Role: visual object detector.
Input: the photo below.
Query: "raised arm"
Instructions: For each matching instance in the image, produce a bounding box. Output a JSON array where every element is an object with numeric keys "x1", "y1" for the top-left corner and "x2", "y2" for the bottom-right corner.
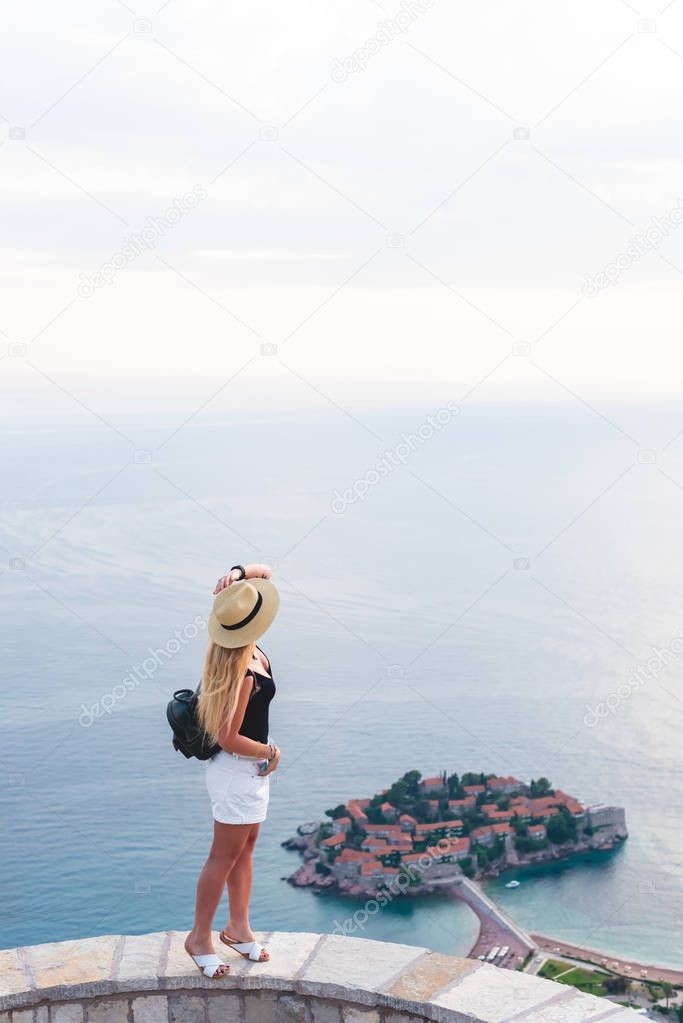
[{"x1": 214, "y1": 564, "x2": 272, "y2": 594}]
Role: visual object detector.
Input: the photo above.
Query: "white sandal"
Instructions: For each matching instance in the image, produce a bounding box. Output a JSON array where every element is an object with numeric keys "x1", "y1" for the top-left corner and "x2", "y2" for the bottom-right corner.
[
  {"x1": 188, "y1": 952, "x2": 230, "y2": 978},
  {"x1": 220, "y1": 931, "x2": 268, "y2": 962}
]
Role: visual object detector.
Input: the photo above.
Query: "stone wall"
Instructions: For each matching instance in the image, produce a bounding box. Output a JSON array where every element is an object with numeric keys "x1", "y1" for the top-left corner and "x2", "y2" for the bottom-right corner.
[{"x1": 0, "y1": 931, "x2": 643, "y2": 1023}]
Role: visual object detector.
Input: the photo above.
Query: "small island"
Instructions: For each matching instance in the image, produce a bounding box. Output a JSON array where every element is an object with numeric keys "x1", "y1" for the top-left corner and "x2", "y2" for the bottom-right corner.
[
  {"x1": 284, "y1": 770, "x2": 628, "y2": 897},
  {"x1": 281, "y1": 771, "x2": 683, "y2": 1003}
]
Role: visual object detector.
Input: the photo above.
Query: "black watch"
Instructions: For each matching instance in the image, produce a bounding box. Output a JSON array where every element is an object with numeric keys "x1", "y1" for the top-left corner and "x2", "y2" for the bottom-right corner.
[{"x1": 230, "y1": 564, "x2": 246, "y2": 581}]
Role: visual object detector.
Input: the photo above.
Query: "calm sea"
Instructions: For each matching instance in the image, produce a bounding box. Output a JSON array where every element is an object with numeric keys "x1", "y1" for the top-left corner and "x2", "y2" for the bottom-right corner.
[{"x1": 1, "y1": 401, "x2": 682, "y2": 967}]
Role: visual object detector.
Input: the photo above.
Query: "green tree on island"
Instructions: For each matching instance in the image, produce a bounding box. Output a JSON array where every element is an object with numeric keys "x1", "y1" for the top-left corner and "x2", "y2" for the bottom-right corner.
[
  {"x1": 387, "y1": 778, "x2": 410, "y2": 808},
  {"x1": 461, "y1": 772, "x2": 487, "y2": 787},
  {"x1": 414, "y1": 798, "x2": 431, "y2": 820},
  {"x1": 546, "y1": 808, "x2": 576, "y2": 844},
  {"x1": 344, "y1": 821, "x2": 364, "y2": 850},
  {"x1": 515, "y1": 834, "x2": 549, "y2": 853},
  {"x1": 529, "y1": 777, "x2": 552, "y2": 797},
  {"x1": 475, "y1": 845, "x2": 490, "y2": 868},
  {"x1": 401, "y1": 770, "x2": 421, "y2": 796},
  {"x1": 447, "y1": 772, "x2": 462, "y2": 798},
  {"x1": 325, "y1": 804, "x2": 348, "y2": 820},
  {"x1": 459, "y1": 856, "x2": 474, "y2": 878}
]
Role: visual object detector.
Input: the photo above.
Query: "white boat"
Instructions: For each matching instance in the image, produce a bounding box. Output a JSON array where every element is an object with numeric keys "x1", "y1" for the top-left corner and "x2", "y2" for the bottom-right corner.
[{"x1": 505, "y1": 880, "x2": 520, "y2": 888}]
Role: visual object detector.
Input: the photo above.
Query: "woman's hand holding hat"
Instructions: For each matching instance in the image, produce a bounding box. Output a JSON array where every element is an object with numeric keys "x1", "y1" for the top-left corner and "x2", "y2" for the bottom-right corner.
[{"x1": 214, "y1": 564, "x2": 273, "y2": 594}]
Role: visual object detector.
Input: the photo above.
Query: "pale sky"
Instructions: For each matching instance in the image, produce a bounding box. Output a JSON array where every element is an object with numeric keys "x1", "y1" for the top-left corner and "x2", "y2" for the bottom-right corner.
[{"x1": 2, "y1": 0, "x2": 683, "y2": 413}]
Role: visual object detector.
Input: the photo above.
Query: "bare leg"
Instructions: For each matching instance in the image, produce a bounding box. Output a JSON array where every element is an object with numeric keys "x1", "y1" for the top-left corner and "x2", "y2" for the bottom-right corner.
[
  {"x1": 224, "y1": 823, "x2": 269, "y2": 961},
  {"x1": 185, "y1": 821, "x2": 252, "y2": 974}
]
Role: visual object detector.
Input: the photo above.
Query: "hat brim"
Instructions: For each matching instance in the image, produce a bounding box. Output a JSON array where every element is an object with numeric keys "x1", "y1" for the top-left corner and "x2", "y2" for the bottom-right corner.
[{"x1": 208, "y1": 577, "x2": 280, "y2": 649}]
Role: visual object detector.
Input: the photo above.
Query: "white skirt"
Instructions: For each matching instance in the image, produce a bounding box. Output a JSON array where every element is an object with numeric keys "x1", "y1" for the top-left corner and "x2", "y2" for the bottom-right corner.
[{"x1": 205, "y1": 750, "x2": 270, "y2": 825}]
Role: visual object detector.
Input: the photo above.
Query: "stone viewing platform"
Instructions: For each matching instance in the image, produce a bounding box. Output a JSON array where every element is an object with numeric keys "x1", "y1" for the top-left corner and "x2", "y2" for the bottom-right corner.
[{"x1": 0, "y1": 930, "x2": 644, "y2": 1022}]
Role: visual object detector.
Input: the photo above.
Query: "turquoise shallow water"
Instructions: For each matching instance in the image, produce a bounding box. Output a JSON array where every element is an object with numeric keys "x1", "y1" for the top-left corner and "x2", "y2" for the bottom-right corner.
[{"x1": 1, "y1": 403, "x2": 682, "y2": 966}]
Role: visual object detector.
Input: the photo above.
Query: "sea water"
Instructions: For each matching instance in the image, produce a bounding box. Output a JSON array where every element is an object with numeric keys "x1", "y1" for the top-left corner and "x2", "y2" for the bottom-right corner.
[{"x1": 1, "y1": 402, "x2": 681, "y2": 967}]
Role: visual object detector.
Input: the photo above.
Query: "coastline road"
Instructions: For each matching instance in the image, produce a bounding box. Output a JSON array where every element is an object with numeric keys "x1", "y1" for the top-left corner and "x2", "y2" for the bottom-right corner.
[{"x1": 531, "y1": 934, "x2": 683, "y2": 986}]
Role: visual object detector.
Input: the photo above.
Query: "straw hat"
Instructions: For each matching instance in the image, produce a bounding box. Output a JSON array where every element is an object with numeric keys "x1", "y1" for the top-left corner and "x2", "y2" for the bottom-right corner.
[{"x1": 208, "y1": 578, "x2": 280, "y2": 649}]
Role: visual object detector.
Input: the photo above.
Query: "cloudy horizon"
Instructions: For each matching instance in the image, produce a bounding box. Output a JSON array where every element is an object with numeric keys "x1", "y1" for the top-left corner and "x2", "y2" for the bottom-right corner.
[{"x1": 3, "y1": 0, "x2": 683, "y2": 415}]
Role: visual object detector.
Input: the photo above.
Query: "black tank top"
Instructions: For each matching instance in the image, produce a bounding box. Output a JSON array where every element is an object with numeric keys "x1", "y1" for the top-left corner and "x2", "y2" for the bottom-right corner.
[{"x1": 238, "y1": 647, "x2": 276, "y2": 744}]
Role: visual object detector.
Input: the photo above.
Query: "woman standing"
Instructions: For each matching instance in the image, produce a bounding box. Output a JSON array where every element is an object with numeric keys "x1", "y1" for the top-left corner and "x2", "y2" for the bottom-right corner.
[{"x1": 185, "y1": 563, "x2": 280, "y2": 978}]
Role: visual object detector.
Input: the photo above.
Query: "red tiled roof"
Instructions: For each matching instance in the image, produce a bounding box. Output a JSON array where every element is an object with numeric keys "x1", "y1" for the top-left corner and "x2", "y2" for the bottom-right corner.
[
  {"x1": 347, "y1": 800, "x2": 369, "y2": 822},
  {"x1": 336, "y1": 816, "x2": 351, "y2": 825},
  {"x1": 359, "y1": 859, "x2": 399, "y2": 877},
  {"x1": 488, "y1": 776, "x2": 522, "y2": 789},
  {"x1": 463, "y1": 785, "x2": 485, "y2": 794},
  {"x1": 360, "y1": 859, "x2": 381, "y2": 876},
  {"x1": 491, "y1": 822, "x2": 514, "y2": 835},
  {"x1": 400, "y1": 814, "x2": 417, "y2": 824},
  {"x1": 421, "y1": 776, "x2": 446, "y2": 786},
  {"x1": 321, "y1": 833, "x2": 346, "y2": 847},
  {"x1": 338, "y1": 848, "x2": 373, "y2": 861},
  {"x1": 427, "y1": 837, "x2": 470, "y2": 856},
  {"x1": 415, "y1": 819, "x2": 463, "y2": 834}
]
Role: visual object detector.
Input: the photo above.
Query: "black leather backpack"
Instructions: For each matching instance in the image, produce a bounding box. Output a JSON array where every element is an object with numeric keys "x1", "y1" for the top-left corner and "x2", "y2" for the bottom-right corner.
[{"x1": 166, "y1": 688, "x2": 220, "y2": 760}]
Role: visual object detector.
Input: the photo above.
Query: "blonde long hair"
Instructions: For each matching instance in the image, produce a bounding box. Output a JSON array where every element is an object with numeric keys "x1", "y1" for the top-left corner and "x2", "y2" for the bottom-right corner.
[{"x1": 198, "y1": 640, "x2": 255, "y2": 743}]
